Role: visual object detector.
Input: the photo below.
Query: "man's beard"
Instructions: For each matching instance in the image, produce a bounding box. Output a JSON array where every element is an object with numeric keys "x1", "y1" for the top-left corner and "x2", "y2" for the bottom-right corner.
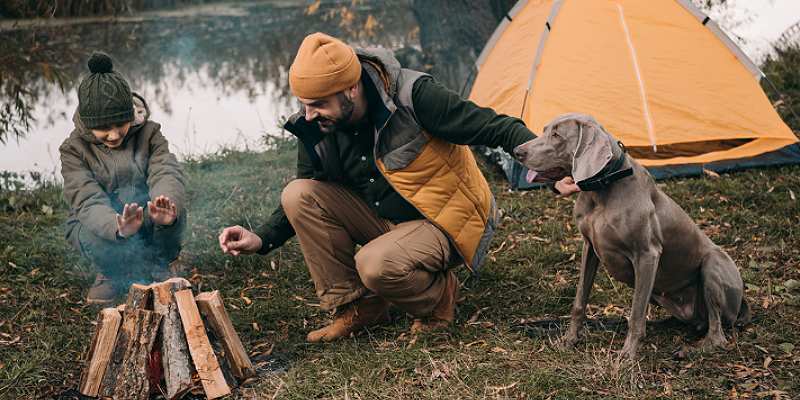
[{"x1": 316, "y1": 92, "x2": 355, "y2": 133}]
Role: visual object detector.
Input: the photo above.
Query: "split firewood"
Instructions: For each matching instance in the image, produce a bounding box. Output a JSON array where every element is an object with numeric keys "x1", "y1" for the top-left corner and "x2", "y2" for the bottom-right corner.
[
  {"x1": 196, "y1": 290, "x2": 255, "y2": 380},
  {"x1": 125, "y1": 283, "x2": 153, "y2": 311},
  {"x1": 152, "y1": 278, "x2": 194, "y2": 399},
  {"x1": 175, "y1": 289, "x2": 231, "y2": 399},
  {"x1": 79, "y1": 308, "x2": 122, "y2": 397},
  {"x1": 100, "y1": 308, "x2": 162, "y2": 400}
]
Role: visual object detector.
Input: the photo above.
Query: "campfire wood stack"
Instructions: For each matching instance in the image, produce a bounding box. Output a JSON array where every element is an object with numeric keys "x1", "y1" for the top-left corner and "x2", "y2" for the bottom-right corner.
[{"x1": 78, "y1": 278, "x2": 255, "y2": 400}]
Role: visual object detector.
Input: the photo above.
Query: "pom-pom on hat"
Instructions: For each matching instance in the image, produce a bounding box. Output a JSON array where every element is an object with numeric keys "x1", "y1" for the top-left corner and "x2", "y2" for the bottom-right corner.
[
  {"x1": 78, "y1": 52, "x2": 134, "y2": 129},
  {"x1": 289, "y1": 32, "x2": 362, "y2": 99}
]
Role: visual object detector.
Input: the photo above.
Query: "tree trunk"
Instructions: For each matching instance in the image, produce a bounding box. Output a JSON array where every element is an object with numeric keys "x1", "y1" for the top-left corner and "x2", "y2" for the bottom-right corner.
[{"x1": 411, "y1": 0, "x2": 516, "y2": 91}]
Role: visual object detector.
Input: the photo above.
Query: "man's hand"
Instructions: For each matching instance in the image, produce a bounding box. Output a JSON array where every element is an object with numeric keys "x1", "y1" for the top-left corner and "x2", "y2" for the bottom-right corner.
[
  {"x1": 555, "y1": 176, "x2": 581, "y2": 197},
  {"x1": 219, "y1": 225, "x2": 263, "y2": 256},
  {"x1": 148, "y1": 195, "x2": 178, "y2": 226},
  {"x1": 116, "y1": 202, "x2": 144, "y2": 238}
]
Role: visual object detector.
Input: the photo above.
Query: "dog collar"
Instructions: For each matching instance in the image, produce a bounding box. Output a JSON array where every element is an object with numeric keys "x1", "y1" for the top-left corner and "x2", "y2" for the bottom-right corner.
[{"x1": 576, "y1": 141, "x2": 633, "y2": 192}]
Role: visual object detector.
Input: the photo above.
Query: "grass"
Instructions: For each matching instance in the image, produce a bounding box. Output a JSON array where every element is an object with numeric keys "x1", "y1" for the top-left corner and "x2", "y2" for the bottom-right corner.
[{"x1": 0, "y1": 142, "x2": 799, "y2": 399}]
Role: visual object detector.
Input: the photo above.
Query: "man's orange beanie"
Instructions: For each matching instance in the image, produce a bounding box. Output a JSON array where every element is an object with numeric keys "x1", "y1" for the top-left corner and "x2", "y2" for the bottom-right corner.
[{"x1": 289, "y1": 32, "x2": 362, "y2": 99}]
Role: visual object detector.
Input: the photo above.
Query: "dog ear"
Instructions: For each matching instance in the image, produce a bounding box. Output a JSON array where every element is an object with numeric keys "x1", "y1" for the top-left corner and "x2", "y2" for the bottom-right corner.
[{"x1": 571, "y1": 118, "x2": 614, "y2": 182}]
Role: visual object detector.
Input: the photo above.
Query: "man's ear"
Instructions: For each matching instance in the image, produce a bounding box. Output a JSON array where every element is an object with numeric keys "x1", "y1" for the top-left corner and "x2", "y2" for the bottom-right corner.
[
  {"x1": 347, "y1": 81, "x2": 360, "y2": 99},
  {"x1": 571, "y1": 119, "x2": 614, "y2": 182}
]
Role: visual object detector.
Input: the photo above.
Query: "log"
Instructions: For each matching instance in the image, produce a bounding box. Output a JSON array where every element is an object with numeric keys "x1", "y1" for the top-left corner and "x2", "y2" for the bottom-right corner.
[
  {"x1": 175, "y1": 289, "x2": 231, "y2": 399},
  {"x1": 152, "y1": 278, "x2": 193, "y2": 399},
  {"x1": 125, "y1": 283, "x2": 152, "y2": 311},
  {"x1": 196, "y1": 291, "x2": 255, "y2": 380},
  {"x1": 79, "y1": 308, "x2": 122, "y2": 397},
  {"x1": 100, "y1": 309, "x2": 162, "y2": 399}
]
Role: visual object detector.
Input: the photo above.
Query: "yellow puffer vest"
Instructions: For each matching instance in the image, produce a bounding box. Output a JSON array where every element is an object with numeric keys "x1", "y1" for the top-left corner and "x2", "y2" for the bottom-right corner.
[{"x1": 360, "y1": 49, "x2": 497, "y2": 270}]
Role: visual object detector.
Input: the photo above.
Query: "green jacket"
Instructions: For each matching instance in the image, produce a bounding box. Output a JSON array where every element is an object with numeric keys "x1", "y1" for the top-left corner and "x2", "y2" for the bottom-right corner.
[
  {"x1": 255, "y1": 51, "x2": 534, "y2": 255},
  {"x1": 60, "y1": 94, "x2": 186, "y2": 246}
]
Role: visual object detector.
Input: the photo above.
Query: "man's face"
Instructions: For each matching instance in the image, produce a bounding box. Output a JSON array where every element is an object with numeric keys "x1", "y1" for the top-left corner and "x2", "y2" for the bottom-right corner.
[{"x1": 298, "y1": 90, "x2": 355, "y2": 133}]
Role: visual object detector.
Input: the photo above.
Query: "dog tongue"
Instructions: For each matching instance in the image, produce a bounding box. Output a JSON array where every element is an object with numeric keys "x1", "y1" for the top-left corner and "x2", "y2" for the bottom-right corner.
[{"x1": 525, "y1": 170, "x2": 538, "y2": 183}]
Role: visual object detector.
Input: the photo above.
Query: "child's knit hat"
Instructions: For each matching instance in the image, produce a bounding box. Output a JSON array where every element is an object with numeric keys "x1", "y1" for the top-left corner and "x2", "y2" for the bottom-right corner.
[{"x1": 78, "y1": 52, "x2": 133, "y2": 129}]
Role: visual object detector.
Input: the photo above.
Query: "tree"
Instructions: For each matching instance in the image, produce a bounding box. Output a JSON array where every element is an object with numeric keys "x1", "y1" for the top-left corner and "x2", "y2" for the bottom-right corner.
[
  {"x1": 410, "y1": 0, "x2": 515, "y2": 91},
  {"x1": 762, "y1": 44, "x2": 800, "y2": 132}
]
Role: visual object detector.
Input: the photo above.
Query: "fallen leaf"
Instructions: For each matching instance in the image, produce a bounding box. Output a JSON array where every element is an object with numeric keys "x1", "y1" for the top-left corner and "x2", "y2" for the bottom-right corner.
[
  {"x1": 241, "y1": 296, "x2": 252, "y2": 306},
  {"x1": 791, "y1": 190, "x2": 796, "y2": 201},
  {"x1": 703, "y1": 169, "x2": 720, "y2": 178},
  {"x1": 488, "y1": 382, "x2": 518, "y2": 392},
  {"x1": 763, "y1": 356, "x2": 772, "y2": 369},
  {"x1": 0, "y1": 336, "x2": 20, "y2": 345},
  {"x1": 491, "y1": 346, "x2": 507, "y2": 353},
  {"x1": 755, "y1": 390, "x2": 789, "y2": 398},
  {"x1": 252, "y1": 322, "x2": 261, "y2": 332},
  {"x1": 785, "y1": 279, "x2": 800, "y2": 291},
  {"x1": 778, "y1": 342, "x2": 794, "y2": 354}
]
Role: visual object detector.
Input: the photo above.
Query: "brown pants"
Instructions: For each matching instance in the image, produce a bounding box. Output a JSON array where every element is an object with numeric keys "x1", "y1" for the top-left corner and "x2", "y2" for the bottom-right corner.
[{"x1": 282, "y1": 179, "x2": 458, "y2": 316}]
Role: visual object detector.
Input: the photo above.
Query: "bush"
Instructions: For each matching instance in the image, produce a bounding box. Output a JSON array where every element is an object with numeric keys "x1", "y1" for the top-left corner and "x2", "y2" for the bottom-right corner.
[{"x1": 762, "y1": 44, "x2": 800, "y2": 132}]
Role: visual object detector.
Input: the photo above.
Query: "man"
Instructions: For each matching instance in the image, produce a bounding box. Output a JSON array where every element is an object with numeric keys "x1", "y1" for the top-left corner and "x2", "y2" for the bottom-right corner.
[{"x1": 219, "y1": 32, "x2": 578, "y2": 342}]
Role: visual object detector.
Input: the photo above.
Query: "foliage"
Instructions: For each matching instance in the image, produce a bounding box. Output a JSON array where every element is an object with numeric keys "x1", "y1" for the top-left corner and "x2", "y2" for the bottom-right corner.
[
  {"x1": 0, "y1": 31, "x2": 74, "y2": 144},
  {"x1": 763, "y1": 44, "x2": 800, "y2": 132},
  {"x1": 0, "y1": 0, "x2": 222, "y2": 18}
]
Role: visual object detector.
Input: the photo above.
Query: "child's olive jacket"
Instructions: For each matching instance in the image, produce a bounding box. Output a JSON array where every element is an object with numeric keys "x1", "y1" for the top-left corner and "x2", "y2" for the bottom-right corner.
[{"x1": 60, "y1": 93, "x2": 186, "y2": 246}]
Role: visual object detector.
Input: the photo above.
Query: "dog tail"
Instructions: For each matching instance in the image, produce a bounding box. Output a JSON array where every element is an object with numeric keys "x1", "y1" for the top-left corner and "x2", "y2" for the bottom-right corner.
[{"x1": 735, "y1": 297, "x2": 751, "y2": 327}]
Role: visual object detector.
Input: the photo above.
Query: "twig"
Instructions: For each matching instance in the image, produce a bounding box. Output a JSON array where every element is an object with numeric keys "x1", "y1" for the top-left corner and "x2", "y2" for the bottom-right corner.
[{"x1": 271, "y1": 378, "x2": 285, "y2": 400}]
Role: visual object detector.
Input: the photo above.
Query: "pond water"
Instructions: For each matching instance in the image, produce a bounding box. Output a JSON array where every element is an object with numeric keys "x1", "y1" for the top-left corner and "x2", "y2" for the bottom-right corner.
[{"x1": 0, "y1": 1, "x2": 424, "y2": 179}]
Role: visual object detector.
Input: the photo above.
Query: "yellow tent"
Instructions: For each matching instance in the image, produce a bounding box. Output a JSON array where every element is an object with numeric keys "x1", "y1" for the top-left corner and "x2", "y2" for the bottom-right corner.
[{"x1": 468, "y1": 0, "x2": 799, "y2": 187}]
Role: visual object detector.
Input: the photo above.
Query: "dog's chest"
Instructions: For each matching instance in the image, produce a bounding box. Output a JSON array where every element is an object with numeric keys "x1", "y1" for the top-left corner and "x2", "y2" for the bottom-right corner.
[{"x1": 578, "y1": 210, "x2": 636, "y2": 285}]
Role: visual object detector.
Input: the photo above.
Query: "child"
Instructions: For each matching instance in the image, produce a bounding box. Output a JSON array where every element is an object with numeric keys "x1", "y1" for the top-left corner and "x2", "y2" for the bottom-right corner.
[{"x1": 60, "y1": 52, "x2": 187, "y2": 304}]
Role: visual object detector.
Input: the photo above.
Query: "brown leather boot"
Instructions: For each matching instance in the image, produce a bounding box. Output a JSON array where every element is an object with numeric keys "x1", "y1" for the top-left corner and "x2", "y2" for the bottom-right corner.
[
  {"x1": 86, "y1": 273, "x2": 118, "y2": 305},
  {"x1": 410, "y1": 271, "x2": 458, "y2": 334},
  {"x1": 307, "y1": 296, "x2": 390, "y2": 343}
]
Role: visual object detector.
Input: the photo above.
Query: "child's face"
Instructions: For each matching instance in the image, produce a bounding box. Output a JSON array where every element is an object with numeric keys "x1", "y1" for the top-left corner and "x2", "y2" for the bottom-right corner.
[{"x1": 91, "y1": 121, "x2": 131, "y2": 149}]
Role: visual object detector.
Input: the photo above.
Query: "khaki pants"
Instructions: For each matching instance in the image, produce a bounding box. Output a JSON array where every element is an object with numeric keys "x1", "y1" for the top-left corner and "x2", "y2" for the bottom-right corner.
[{"x1": 282, "y1": 179, "x2": 458, "y2": 316}]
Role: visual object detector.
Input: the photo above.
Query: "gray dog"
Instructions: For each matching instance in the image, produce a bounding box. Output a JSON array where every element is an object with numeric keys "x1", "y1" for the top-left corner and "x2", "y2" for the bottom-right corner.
[{"x1": 513, "y1": 113, "x2": 750, "y2": 359}]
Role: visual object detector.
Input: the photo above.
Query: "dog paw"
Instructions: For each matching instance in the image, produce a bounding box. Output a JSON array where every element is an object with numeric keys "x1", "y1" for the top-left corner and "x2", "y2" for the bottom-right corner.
[{"x1": 697, "y1": 334, "x2": 728, "y2": 351}]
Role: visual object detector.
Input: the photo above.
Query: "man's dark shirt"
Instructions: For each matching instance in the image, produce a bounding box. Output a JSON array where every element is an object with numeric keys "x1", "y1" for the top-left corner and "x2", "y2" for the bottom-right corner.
[{"x1": 255, "y1": 75, "x2": 534, "y2": 254}]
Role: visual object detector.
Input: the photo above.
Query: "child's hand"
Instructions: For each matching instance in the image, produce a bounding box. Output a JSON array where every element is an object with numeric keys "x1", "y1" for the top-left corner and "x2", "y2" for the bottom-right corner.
[
  {"x1": 148, "y1": 195, "x2": 178, "y2": 226},
  {"x1": 116, "y1": 203, "x2": 144, "y2": 238}
]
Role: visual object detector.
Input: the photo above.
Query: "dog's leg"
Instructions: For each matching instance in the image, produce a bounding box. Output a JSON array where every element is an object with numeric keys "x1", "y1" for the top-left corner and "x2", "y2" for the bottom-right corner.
[
  {"x1": 621, "y1": 249, "x2": 660, "y2": 360},
  {"x1": 698, "y1": 248, "x2": 744, "y2": 349},
  {"x1": 561, "y1": 239, "x2": 600, "y2": 348}
]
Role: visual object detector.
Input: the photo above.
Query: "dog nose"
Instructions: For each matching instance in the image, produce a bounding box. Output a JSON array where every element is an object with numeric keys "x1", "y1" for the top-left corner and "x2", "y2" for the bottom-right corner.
[{"x1": 513, "y1": 146, "x2": 527, "y2": 160}]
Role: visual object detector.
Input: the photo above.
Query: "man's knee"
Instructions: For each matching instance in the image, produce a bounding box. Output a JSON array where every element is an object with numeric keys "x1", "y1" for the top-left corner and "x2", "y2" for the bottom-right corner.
[
  {"x1": 355, "y1": 244, "x2": 410, "y2": 292},
  {"x1": 281, "y1": 179, "x2": 318, "y2": 218}
]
